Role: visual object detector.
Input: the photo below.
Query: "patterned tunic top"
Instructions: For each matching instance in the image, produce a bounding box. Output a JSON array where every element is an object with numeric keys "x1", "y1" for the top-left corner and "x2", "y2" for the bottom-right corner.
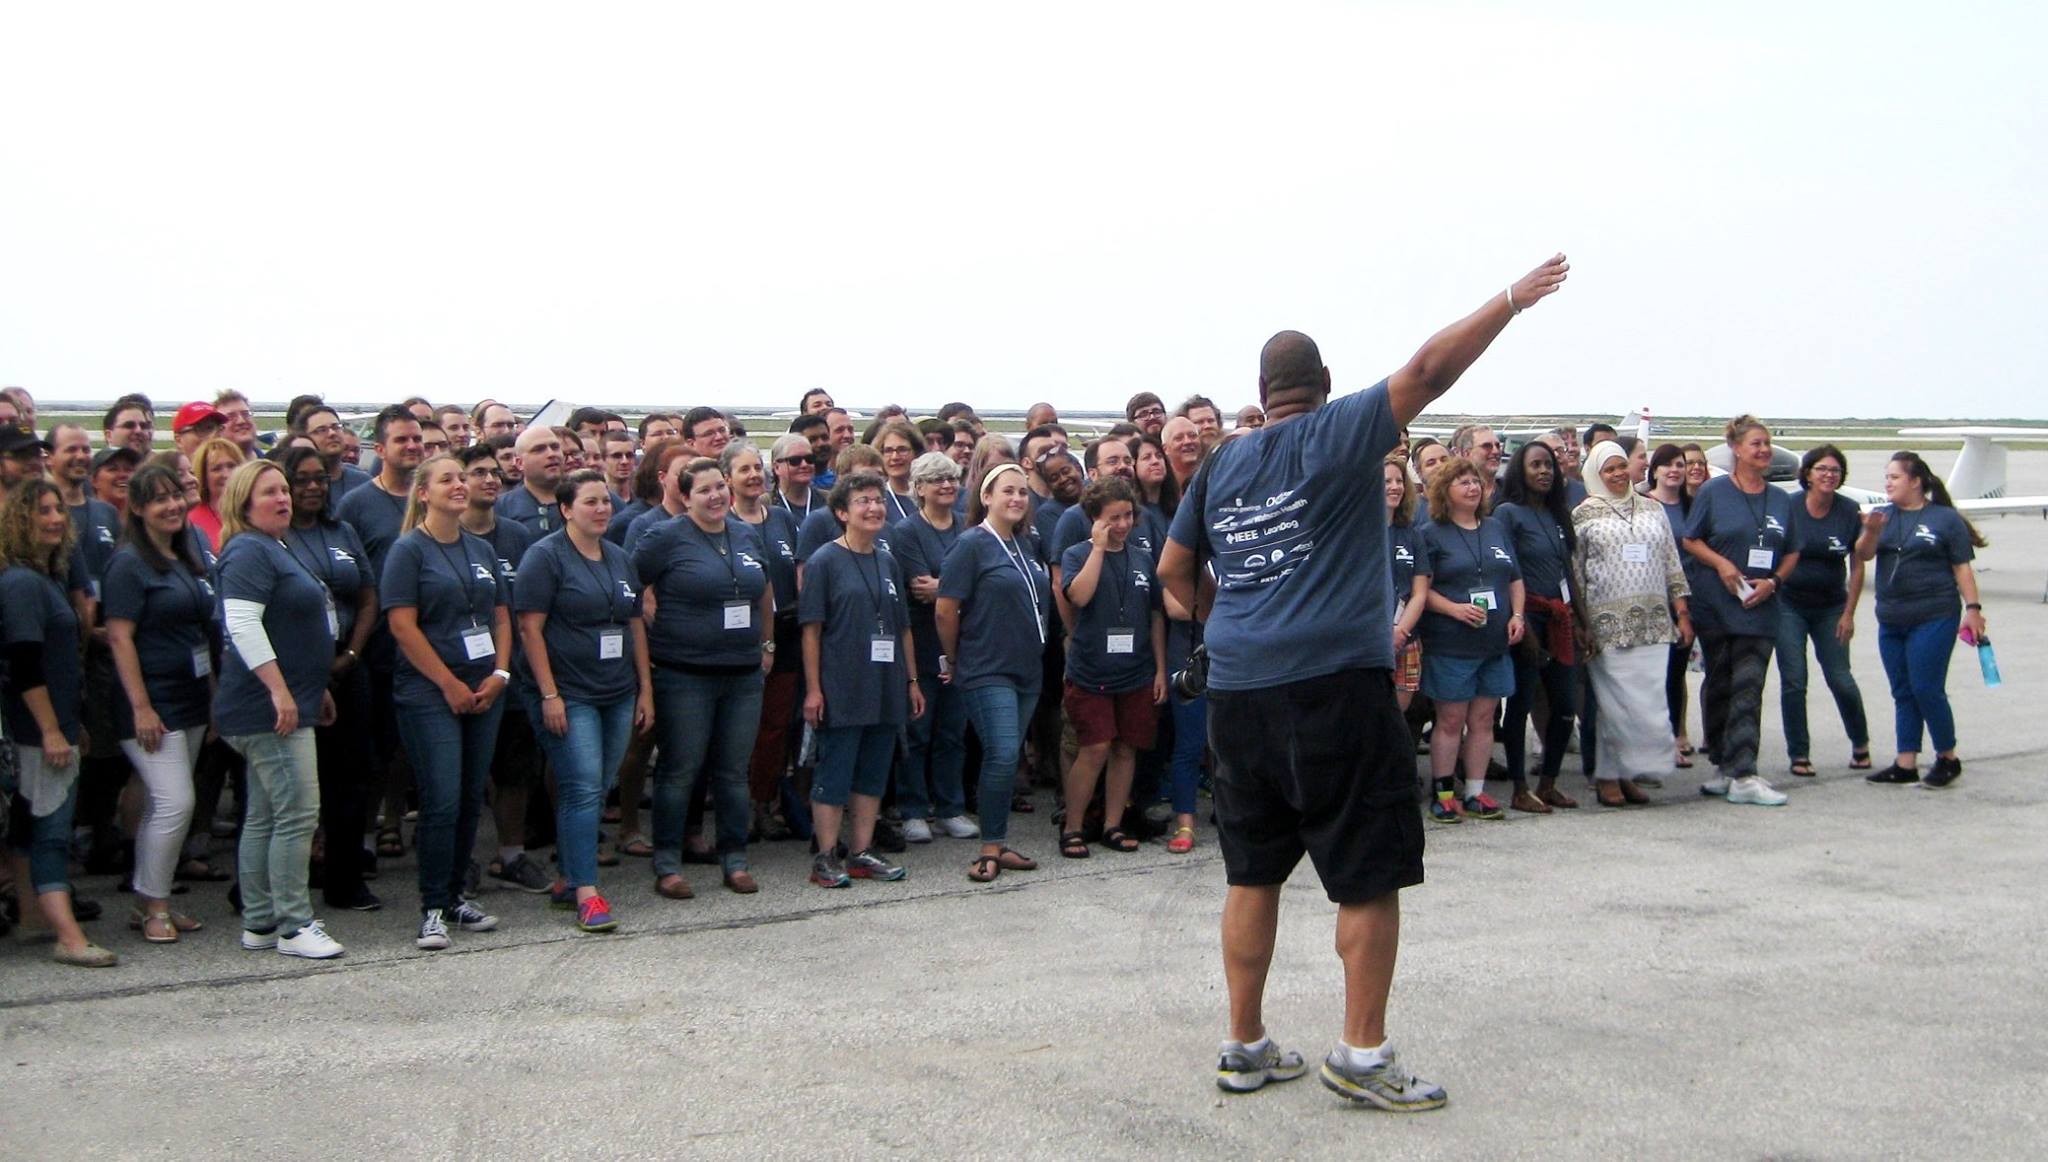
[{"x1": 1569, "y1": 492, "x2": 1690, "y2": 656}]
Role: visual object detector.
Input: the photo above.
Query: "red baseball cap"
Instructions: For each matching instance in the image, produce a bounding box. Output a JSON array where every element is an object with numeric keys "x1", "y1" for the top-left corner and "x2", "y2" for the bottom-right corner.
[{"x1": 172, "y1": 401, "x2": 226, "y2": 434}]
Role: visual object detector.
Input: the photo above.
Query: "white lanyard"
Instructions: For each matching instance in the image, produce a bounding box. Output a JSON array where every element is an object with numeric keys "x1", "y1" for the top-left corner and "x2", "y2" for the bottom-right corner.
[{"x1": 985, "y1": 523, "x2": 1045, "y2": 645}]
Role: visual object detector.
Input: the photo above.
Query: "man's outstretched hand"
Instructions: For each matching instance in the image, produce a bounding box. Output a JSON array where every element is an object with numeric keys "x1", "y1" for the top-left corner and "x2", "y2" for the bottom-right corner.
[{"x1": 1512, "y1": 253, "x2": 1570, "y2": 311}]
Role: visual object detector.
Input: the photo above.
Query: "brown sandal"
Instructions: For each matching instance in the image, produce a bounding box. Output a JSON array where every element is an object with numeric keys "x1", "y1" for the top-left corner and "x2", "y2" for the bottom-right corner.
[
  {"x1": 1537, "y1": 786, "x2": 1579, "y2": 810},
  {"x1": 968, "y1": 855, "x2": 1001, "y2": 883},
  {"x1": 1597, "y1": 781, "x2": 1627, "y2": 808},
  {"x1": 1618, "y1": 778, "x2": 1651, "y2": 805},
  {"x1": 994, "y1": 846, "x2": 1037, "y2": 871},
  {"x1": 654, "y1": 874, "x2": 695, "y2": 900},
  {"x1": 1510, "y1": 790, "x2": 1553, "y2": 815}
]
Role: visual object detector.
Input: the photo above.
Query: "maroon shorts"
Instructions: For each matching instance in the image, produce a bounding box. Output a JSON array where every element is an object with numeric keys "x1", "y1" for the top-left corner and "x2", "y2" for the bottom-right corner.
[{"x1": 1061, "y1": 681, "x2": 1158, "y2": 749}]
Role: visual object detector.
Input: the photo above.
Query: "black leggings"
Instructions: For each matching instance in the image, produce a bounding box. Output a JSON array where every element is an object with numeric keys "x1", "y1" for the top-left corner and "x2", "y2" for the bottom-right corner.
[
  {"x1": 1699, "y1": 628, "x2": 1773, "y2": 777},
  {"x1": 1666, "y1": 642, "x2": 1691, "y2": 738},
  {"x1": 1505, "y1": 647, "x2": 1577, "y2": 785}
]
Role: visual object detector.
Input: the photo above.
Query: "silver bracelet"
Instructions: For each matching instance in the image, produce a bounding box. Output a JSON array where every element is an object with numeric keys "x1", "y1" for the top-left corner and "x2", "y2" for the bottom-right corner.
[{"x1": 1506, "y1": 286, "x2": 1520, "y2": 314}]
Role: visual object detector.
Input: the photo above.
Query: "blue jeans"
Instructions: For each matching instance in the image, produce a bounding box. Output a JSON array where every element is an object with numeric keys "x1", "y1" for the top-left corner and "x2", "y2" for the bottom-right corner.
[
  {"x1": 227, "y1": 729, "x2": 321, "y2": 934},
  {"x1": 1776, "y1": 600, "x2": 1870, "y2": 760},
  {"x1": 900, "y1": 674, "x2": 967, "y2": 819},
  {"x1": 7, "y1": 761, "x2": 77, "y2": 896},
  {"x1": 396, "y1": 699, "x2": 507, "y2": 912},
  {"x1": 812, "y1": 723, "x2": 898, "y2": 806},
  {"x1": 961, "y1": 682, "x2": 1037, "y2": 844},
  {"x1": 1878, "y1": 615, "x2": 1959, "y2": 755},
  {"x1": 1168, "y1": 693, "x2": 1208, "y2": 815},
  {"x1": 522, "y1": 688, "x2": 636, "y2": 889},
  {"x1": 651, "y1": 666, "x2": 763, "y2": 877}
]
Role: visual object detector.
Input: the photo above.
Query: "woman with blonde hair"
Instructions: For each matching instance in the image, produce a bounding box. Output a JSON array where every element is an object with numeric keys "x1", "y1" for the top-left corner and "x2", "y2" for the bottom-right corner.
[
  {"x1": 1682, "y1": 416, "x2": 1797, "y2": 807},
  {"x1": 214, "y1": 459, "x2": 344, "y2": 959},
  {"x1": 189, "y1": 436, "x2": 245, "y2": 547},
  {"x1": 382, "y1": 453, "x2": 513, "y2": 950}
]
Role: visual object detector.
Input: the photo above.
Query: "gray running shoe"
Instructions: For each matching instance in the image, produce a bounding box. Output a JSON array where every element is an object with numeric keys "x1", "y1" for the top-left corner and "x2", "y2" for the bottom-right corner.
[
  {"x1": 1319, "y1": 1046, "x2": 1447, "y2": 1111},
  {"x1": 845, "y1": 849, "x2": 907, "y2": 882},
  {"x1": 1216, "y1": 1039, "x2": 1309, "y2": 1093},
  {"x1": 810, "y1": 851, "x2": 850, "y2": 889},
  {"x1": 492, "y1": 853, "x2": 553, "y2": 893}
]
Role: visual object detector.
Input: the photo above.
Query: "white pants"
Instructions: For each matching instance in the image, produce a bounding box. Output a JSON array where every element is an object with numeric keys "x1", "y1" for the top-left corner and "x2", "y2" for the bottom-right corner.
[{"x1": 120, "y1": 729, "x2": 201, "y2": 901}]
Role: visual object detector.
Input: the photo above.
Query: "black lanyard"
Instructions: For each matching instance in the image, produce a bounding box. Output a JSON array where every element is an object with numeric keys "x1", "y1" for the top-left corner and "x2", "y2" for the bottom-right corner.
[
  {"x1": 691, "y1": 521, "x2": 742, "y2": 596},
  {"x1": 285, "y1": 525, "x2": 336, "y2": 592},
  {"x1": 1736, "y1": 481, "x2": 1772, "y2": 545},
  {"x1": 573, "y1": 540, "x2": 625, "y2": 625},
  {"x1": 428, "y1": 532, "x2": 483, "y2": 628},
  {"x1": 843, "y1": 542, "x2": 891, "y2": 635},
  {"x1": 1449, "y1": 520, "x2": 1491, "y2": 582},
  {"x1": 1101, "y1": 546, "x2": 1132, "y2": 623}
]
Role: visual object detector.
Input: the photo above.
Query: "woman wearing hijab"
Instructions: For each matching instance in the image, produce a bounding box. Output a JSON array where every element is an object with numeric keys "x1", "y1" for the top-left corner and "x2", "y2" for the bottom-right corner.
[{"x1": 1570, "y1": 442, "x2": 1693, "y2": 807}]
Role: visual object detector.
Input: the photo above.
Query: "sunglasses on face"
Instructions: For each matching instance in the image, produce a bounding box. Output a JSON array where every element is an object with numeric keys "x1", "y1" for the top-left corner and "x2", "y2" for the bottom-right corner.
[{"x1": 777, "y1": 455, "x2": 812, "y2": 467}]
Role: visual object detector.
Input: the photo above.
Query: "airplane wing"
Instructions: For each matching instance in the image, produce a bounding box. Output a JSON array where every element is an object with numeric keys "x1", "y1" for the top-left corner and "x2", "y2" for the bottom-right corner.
[{"x1": 1955, "y1": 496, "x2": 2048, "y2": 517}]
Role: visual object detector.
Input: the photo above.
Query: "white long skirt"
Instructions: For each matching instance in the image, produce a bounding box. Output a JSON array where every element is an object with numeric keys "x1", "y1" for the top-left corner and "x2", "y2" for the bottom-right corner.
[{"x1": 1588, "y1": 643, "x2": 1676, "y2": 781}]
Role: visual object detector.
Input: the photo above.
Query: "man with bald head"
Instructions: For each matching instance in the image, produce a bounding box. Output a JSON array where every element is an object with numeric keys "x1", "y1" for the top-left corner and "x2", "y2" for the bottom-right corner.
[
  {"x1": 1158, "y1": 253, "x2": 1568, "y2": 1109},
  {"x1": 497, "y1": 423, "x2": 566, "y2": 535}
]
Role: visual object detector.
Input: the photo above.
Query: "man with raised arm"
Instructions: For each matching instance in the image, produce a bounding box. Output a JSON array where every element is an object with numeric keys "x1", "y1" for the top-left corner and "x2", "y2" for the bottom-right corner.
[{"x1": 1157, "y1": 253, "x2": 1568, "y2": 1110}]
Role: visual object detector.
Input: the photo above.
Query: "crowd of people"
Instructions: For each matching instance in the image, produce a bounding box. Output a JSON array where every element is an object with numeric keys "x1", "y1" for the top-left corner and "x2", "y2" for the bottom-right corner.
[{"x1": 0, "y1": 362, "x2": 1990, "y2": 971}]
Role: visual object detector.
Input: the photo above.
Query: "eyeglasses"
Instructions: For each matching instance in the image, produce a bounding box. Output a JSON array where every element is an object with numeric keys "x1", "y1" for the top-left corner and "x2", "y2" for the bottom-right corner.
[
  {"x1": 466, "y1": 467, "x2": 506, "y2": 481},
  {"x1": 1132, "y1": 406, "x2": 1165, "y2": 420},
  {"x1": 777, "y1": 455, "x2": 812, "y2": 467},
  {"x1": 305, "y1": 422, "x2": 344, "y2": 437},
  {"x1": 1808, "y1": 465, "x2": 1844, "y2": 476}
]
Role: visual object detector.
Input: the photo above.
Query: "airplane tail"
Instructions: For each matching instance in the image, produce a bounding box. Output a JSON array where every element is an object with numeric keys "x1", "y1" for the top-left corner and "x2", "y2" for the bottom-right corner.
[{"x1": 1947, "y1": 437, "x2": 2007, "y2": 500}]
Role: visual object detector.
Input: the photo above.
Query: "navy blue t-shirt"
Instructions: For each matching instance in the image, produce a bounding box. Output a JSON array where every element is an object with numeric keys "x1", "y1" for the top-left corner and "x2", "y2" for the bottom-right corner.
[
  {"x1": 284, "y1": 521, "x2": 372, "y2": 646},
  {"x1": 622, "y1": 503, "x2": 681, "y2": 557},
  {"x1": 331, "y1": 464, "x2": 373, "y2": 506},
  {"x1": 213, "y1": 535, "x2": 334, "y2": 737},
  {"x1": 1418, "y1": 516, "x2": 1522, "y2": 658},
  {"x1": 495, "y1": 484, "x2": 562, "y2": 539},
  {"x1": 633, "y1": 517, "x2": 770, "y2": 670},
  {"x1": 68, "y1": 499, "x2": 121, "y2": 602},
  {"x1": 735, "y1": 507, "x2": 801, "y2": 614},
  {"x1": 1871, "y1": 503, "x2": 1974, "y2": 627},
  {"x1": 1783, "y1": 491, "x2": 1862, "y2": 610},
  {"x1": 798, "y1": 541, "x2": 913, "y2": 728},
  {"x1": 1683, "y1": 476, "x2": 1795, "y2": 637},
  {"x1": 938, "y1": 526, "x2": 1049, "y2": 693},
  {"x1": 333, "y1": 481, "x2": 409, "y2": 584},
  {"x1": 513, "y1": 532, "x2": 644, "y2": 705},
  {"x1": 1033, "y1": 496, "x2": 1071, "y2": 561},
  {"x1": 1050, "y1": 502, "x2": 1168, "y2": 573},
  {"x1": 1494, "y1": 502, "x2": 1571, "y2": 600},
  {"x1": 101, "y1": 545, "x2": 215, "y2": 736},
  {"x1": 380, "y1": 529, "x2": 510, "y2": 704},
  {"x1": 1, "y1": 566, "x2": 84, "y2": 743},
  {"x1": 891, "y1": 510, "x2": 964, "y2": 677},
  {"x1": 474, "y1": 519, "x2": 536, "y2": 597},
  {"x1": 796, "y1": 507, "x2": 892, "y2": 563},
  {"x1": 773, "y1": 487, "x2": 828, "y2": 525},
  {"x1": 607, "y1": 497, "x2": 650, "y2": 546},
  {"x1": 1059, "y1": 541, "x2": 1159, "y2": 693},
  {"x1": 1387, "y1": 523, "x2": 1431, "y2": 609},
  {"x1": 1166, "y1": 381, "x2": 1400, "y2": 691}
]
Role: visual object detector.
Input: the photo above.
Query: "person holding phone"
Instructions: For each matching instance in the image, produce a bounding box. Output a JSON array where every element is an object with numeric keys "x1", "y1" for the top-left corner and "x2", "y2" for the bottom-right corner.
[{"x1": 1853, "y1": 451, "x2": 1987, "y2": 788}]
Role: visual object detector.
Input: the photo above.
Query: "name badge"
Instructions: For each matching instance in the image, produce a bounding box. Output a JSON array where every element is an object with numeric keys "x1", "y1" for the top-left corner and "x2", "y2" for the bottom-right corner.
[
  {"x1": 870, "y1": 635, "x2": 896, "y2": 663},
  {"x1": 323, "y1": 592, "x2": 340, "y2": 638},
  {"x1": 598, "y1": 628, "x2": 624, "y2": 660},
  {"x1": 723, "y1": 600, "x2": 752, "y2": 630},
  {"x1": 462, "y1": 626, "x2": 495, "y2": 661},
  {"x1": 1747, "y1": 548, "x2": 1775, "y2": 571},
  {"x1": 1621, "y1": 542, "x2": 1650, "y2": 564},
  {"x1": 1559, "y1": 579, "x2": 1572, "y2": 605},
  {"x1": 1106, "y1": 628, "x2": 1136, "y2": 655},
  {"x1": 1470, "y1": 589, "x2": 1498, "y2": 612},
  {"x1": 89, "y1": 579, "x2": 101, "y2": 602},
  {"x1": 191, "y1": 646, "x2": 212, "y2": 678}
]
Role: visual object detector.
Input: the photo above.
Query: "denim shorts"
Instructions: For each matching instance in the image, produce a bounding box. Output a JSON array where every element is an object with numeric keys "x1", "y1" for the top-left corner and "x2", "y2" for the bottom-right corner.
[{"x1": 1420, "y1": 652, "x2": 1514, "y2": 703}]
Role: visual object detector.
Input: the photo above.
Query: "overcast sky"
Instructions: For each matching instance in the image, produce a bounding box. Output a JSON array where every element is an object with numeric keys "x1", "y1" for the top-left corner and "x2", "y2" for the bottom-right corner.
[{"x1": 4, "y1": 2, "x2": 2043, "y2": 419}]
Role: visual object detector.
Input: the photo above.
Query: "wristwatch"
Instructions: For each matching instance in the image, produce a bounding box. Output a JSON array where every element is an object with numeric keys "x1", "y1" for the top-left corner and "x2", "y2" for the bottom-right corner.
[{"x1": 761, "y1": 640, "x2": 777, "y2": 654}]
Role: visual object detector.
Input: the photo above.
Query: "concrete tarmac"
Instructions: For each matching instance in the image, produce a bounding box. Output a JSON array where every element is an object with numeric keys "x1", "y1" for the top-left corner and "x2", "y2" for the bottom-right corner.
[{"x1": 5, "y1": 466, "x2": 2046, "y2": 1160}]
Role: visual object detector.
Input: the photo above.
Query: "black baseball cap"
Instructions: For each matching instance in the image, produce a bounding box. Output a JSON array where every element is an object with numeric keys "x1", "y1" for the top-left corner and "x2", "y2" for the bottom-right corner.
[
  {"x1": 0, "y1": 425, "x2": 52, "y2": 456},
  {"x1": 90, "y1": 445, "x2": 143, "y2": 473}
]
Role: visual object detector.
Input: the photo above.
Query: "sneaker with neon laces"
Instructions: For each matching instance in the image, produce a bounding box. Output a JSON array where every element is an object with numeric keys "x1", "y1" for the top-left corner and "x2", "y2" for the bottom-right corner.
[
  {"x1": 1216, "y1": 1039, "x2": 1309, "y2": 1093},
  {"x1": 576, "y1": 894, "x2": 618, "y2": 933},
  {"x1": 1319, "y1": 1046, "x2": 1448, "y2": 1111},
  {"x1": 416, "y1": 909, "x2": 451, "y2": 951},
  {"x1": 1461, "y1": 793, "x2": 1505, "y2": 820},
  {"x1": 846, "y1": 849, "x2": 907, "y2": 881},
  {"x1": 1699, "y1": 775, "x2": 1731, "y2": 796},
  {"x1": 1428, "y1": 796, "x2": 1464, "y2": 824},
  {"x1": 277, "y1": 919, "x2": 344, "y2": 960},
  {"x1": 449, "y1": 899, "x2": 499, "y2": 931},
  {"x1": 810, "y1": 851, "x2": 850, "y2": 888},
  {"x1": 1726, "y1": 775, "x2": 1788, "y2": 806}
]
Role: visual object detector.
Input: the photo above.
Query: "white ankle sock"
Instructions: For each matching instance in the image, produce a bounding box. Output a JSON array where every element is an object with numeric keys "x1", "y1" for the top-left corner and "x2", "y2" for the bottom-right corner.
[
  {"x1": 1466, "y1": 781, "x2": 1486, "y2": 801},
  {"x1": 1337, "y1": 1040, "x2": 1388, "y2": 1069},
  {"x1": 499, "y1": 846, "x2": 524, "y2": 864}
]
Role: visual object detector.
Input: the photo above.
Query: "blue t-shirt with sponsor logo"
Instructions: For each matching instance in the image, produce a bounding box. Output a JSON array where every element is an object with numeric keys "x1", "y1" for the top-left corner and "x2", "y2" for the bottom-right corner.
[
  {"x1": 380, "y1": 529, "x2": 510, "y2": 703},
  {"x1": 68, "y1": 499, "x2": 121, "y2": 601},
  {"x1": 1051, "y1": 501, "x2": 1168, "y2": 574},
  {"x1": 1059, "y1": 541, "x2": 1160, "y2": 693},
  {"x1": 1783, "y1": 490, "x2": 1862, "y2": 610},
  {"x1": 633, "y1": 517, "x2": 770, "y2": 670},
  {"x1": 512, "y1": 531, "x2": 643, "y2": 705},
  {"x1": 1871, "y1": 503, "x2": 1974, "y2": 627},
  {"x1": 798, "y1": 540, "x2": 912, "y2": 727},
  {"x1": 937, "y1": 526, "x2": 1050, "y2": 693},
  {"x1": 284, "y1": 520, "x2": 372, "y2": 646},
  {"x1": 102, "y1": 544, "x2": 216, "y2": 736},
  {"x1": 1165, "y1": 380, "x2": 1400, "y2": 691},
  {"x1": 1418, "y1": 516, "x2": 1522, "y2": 658},
  {"x1": 213, "y1": 534, "x2": 334, "y2": 737},
  {"x1": 1387, "y1": 522, "x2": 1431, "y2": 609},
  {"x1": 1683, "y1": 476, "x2": 1795, "y2": 637}
]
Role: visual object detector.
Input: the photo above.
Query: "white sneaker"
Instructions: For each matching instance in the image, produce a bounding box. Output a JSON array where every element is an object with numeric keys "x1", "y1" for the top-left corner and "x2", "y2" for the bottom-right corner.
[
  {"x1": 277, "y1": 920, "x2": 344, "y2": 959},
  {"x1": 902, "y1": 817, "x2": 933, "y2": 844},
  {"x1": 241, "y1": 929, "x2": 277, "y2": 951},
  {"x1": 417, "y1": 908, "x2": 452, "y2": 951},
  {"x1": 1699, "y1": 776, "x2": 1731, "y2": 797},
  {"x1": 1726, "y1": 776, "x2": 1788, "y2": 806},
  {"x1": 934, "y1": 815, "x2": 980, "y2": 839}
]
